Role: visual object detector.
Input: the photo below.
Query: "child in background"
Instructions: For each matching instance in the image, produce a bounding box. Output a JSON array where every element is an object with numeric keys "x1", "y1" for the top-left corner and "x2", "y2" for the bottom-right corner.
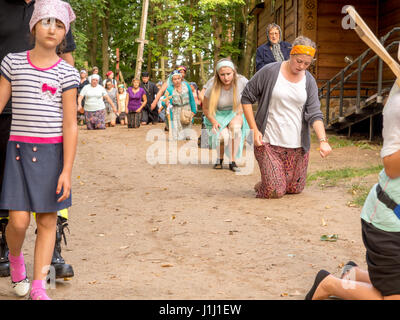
[
  {"x1": 0, "y1": 0, "x2": 79, "y2": 300},
  {"x1": 117, "y1": 84, "x2": 128, "y2": 126}
]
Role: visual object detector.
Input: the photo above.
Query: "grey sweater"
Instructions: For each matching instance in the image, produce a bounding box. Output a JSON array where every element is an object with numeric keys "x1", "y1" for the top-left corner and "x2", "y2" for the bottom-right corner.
[{"x1": 241, "y1": 62, "x2": 323, "y2": 152}]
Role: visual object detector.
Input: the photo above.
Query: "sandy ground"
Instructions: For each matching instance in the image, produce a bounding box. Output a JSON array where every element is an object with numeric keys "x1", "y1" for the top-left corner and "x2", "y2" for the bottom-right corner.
[{"x1": 0, "y1": 123, "x2": 383, "y2": 300}]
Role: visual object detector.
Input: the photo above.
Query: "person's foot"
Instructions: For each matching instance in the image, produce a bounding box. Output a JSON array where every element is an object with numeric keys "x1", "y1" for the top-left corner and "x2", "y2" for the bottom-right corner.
[
  {"x1": 229, "y1": 161, "x2": 240, "y2": 172},
  {"x1": 340, "y1": 261, "x2": 358, "y2": 279},
  {"x1": 254, "y1": 181, "x2": 262, "y2": 192},
  {"x1": 0, "y1": 219, "x2": 10, "y2": 277},
  {"x1": 305, "y1": 270, "x2": 331, "y2": 300},
  {"x1": 12, "y1": 278, "x2": 30, "y2": 297},
  {"x1": 213, "y1": 159, "x2": 223, "y2": 169},
  {"x1": 51, "y1": 217, "x2": 74, "y2": 279},
  {"x1": 30, "y1": 288, "x2": 51, "y2": 300},
  {"x1": 9, "y1": 252, "x2": 30, "y2": 297}
]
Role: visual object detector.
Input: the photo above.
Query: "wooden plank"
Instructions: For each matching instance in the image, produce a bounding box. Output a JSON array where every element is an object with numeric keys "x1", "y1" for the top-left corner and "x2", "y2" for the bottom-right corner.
[
  {"x1": 317, "y1": 1, "x2": 376, "y2": 16},
  {"x1": 317, "y1": 14, "x2": 376, "y2": 29},
  {"x1": 318, "y1": 28, "x2": 370, "y2": 42},
  {"x1": 317, "y1": 41, "x2": 368, "y2": 54},
  {"x1": 346, "y1": 6, "x2": 400, "y2": 86},
  {"x1": 317, "y1": 67, "x2": 376, "y2": 82}
]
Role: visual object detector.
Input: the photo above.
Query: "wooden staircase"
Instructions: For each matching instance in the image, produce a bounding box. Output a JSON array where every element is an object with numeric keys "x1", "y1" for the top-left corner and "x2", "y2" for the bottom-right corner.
[{"x1": 319, "y1": 27, "x2": 400, "y2": 140}]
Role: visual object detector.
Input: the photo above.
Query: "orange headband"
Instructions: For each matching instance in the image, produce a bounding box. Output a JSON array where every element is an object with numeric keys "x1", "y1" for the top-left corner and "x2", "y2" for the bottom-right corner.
[{"x1": 290, "y1": 45, "x2": 316, "y2": 58}]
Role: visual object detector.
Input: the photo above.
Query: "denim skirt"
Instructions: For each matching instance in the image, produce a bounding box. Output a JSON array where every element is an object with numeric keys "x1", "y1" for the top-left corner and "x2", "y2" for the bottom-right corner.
[{"x1": 0, "y1": 141, "x2": 71, "y2": 213}]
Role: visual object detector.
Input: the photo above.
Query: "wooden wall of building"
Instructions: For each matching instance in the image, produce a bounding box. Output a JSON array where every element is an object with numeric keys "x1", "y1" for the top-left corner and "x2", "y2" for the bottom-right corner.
[
  {"x1": 254, "y1": 0, "x2": 400, "y2": 85},
  {"x1": 316, "y1": 0, "x2": 378, "y2": 83},
  {"x1": 256, "y1": 0, "x2": 303, "y2": 47}
]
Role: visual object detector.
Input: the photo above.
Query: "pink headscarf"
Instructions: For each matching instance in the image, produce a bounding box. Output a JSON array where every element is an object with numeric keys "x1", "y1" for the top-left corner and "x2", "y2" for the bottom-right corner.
[{"x1": 29, "y1": 0, "x2": 76, "y2": 34}]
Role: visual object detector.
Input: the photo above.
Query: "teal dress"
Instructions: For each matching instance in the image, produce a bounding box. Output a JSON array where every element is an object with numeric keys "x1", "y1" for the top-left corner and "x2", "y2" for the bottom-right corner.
[
  {"x1": 163, "y1": 81, "x2": 197, "y2": 140},
  {"x1": 204, "y1": 109, "x2": 249, "y2": 159}
]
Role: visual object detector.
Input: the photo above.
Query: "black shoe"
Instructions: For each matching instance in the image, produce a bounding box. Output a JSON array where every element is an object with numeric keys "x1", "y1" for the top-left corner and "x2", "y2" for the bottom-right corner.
[
  {"x1": 305, "y1": 270, "x2": 330, "y2": 300},
  {"x1": 51, "y1": 217, "x2": 74, "y2": 279},
  {"x1": 229, "y1": 161, "x2": 240, "y2": 172},
  {"x1": 0, "y1": 219, "x2": 10, "y2": 277},
  {"x1": 213, "y1": 159, "x2": 223, "y2": 169}
]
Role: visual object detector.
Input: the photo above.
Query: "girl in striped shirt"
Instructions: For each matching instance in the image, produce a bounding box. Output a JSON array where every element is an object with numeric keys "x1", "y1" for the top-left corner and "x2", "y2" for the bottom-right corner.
[{"x1": 0, "y1": 0, "x2": 79, "y2": 300}]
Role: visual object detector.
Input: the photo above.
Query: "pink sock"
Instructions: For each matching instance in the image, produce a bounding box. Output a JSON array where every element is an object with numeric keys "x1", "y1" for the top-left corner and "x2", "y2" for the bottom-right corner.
[
  {"x1": 31, "y1": 280, "x2": 51, "y2": 300},
  {"x1": 9, "y1": 252, "x2": 27, "y2": 283}
]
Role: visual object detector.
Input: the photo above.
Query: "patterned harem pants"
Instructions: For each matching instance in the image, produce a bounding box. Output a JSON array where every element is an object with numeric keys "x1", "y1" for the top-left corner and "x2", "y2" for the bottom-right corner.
[
  {"x1": 85, "y1": 109, "x2": 106, "y2": 130},
  {"x1": 254, "y1": 143, "x2": 309, "y2": 199}
]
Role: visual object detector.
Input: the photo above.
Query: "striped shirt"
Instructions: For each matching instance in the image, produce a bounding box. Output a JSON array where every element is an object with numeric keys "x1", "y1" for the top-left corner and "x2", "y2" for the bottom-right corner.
[{"x1": 0, "y1": 51, "x2": 79, "y2": 143}]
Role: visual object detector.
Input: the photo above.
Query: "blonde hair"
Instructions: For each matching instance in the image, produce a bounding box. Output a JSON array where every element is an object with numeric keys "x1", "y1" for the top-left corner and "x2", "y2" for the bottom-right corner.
[{"x1": 208, "y1": 58, "x2": 239, "y2": 116}]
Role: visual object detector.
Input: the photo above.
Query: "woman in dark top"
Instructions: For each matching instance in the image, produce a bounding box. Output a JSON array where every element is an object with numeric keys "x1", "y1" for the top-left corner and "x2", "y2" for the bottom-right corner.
[{"x1": 255, "y1": 23, "x2": 292, "y2": 72}]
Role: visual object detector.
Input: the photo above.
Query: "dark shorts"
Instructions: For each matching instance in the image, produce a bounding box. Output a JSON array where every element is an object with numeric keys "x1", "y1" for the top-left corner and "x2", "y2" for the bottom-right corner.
[
  {"x1": 362, "y1": 219, "x2": 400, "y2": 296},
  {"x1": 0, "y1": 141, "x2": 71, "y2": 213}
]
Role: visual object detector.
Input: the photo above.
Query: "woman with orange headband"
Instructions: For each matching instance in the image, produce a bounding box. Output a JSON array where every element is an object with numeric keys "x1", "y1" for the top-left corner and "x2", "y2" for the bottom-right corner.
[{"x1": 241, "y1": 36, "x2": 331, "y2": 199}]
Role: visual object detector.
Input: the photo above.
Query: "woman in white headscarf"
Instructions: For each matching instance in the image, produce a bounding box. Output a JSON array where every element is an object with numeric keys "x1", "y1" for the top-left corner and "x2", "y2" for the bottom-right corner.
[{"x1": 78, "y1": 74, "x2": 117, "y2": 130}]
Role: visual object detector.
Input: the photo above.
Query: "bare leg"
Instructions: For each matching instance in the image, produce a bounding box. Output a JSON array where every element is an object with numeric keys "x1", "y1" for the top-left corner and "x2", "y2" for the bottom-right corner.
[
  {"x1": 342, "y1": 266, "x2": 372, "y2": 284},
  {"x1": 6, "y1": 211, "x2": 30, "y2": 257},
  {"x1": 34, "y1": 212, "x2": 57, "y2": 281},
  {"x1": 228, "y1": 114, "x2": 243, "y2": 163},
  {"x1": 313, "y1": 274, "x2": 383, "y2": 300}
]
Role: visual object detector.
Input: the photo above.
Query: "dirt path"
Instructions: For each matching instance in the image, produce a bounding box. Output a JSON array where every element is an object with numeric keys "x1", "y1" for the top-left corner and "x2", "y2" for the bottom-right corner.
[{"x1": 0, "y1": 123, "x2": 382, "y2": 300}]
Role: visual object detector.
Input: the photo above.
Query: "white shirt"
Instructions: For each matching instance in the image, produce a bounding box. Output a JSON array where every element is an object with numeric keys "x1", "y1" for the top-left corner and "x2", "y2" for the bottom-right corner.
[
  {"x1": 79, "y1": 84, "x2": 108, "y2": 112},
  {"x1": 263, "y1": 71, "x2": 307, "y2": 148},
  {"x1": 204, "y1": 75, "x2": 248, "y2": 111},
  {"x1": 381, "y1": 83, "x2": 400, "y2": 158}
]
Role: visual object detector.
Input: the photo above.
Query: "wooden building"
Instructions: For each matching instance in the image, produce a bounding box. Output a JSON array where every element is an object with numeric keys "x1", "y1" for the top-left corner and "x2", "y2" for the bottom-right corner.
[
  {"x1": 252, "y1": 0, "x2": 400, "y2": 84},
  {"x1": 252, "y1": 0, "x2": 400, "y2": 138}
]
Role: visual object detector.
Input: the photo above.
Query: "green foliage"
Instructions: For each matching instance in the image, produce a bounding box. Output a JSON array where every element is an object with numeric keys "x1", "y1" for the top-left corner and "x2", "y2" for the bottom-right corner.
[{"x1": 68, "y1": 0, "x2": 254, "y2": 83}]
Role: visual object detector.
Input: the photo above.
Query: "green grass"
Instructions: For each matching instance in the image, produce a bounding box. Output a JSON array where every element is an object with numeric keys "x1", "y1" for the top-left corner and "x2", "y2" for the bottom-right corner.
[
  {"x1": 307, "y1": 165, "x2": 383, "y2": 186},
  {"x1": 311, "y1": 134, "x2": 380, "y2": 150},
  {"x1": 349, "y1": 184, "x2": 372, "y2": 207},
  {"x1": 307, "y1": 165, "x2": 383, "y2": 207}
]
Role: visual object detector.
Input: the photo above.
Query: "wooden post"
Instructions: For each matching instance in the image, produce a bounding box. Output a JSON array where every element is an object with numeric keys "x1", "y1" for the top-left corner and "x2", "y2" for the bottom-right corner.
[
  {"x1": 151, "y1": 57, "x2": 173, "y2": 82},
  {"x1": 192, "y1": 53, "x2": 210, "y2": 86},
  {"x1": 116, "y1": 48, "x2": 120, "y2": 82},
  {"x1": 135, "y1": 0, "x2": 150, "y2": 79}
]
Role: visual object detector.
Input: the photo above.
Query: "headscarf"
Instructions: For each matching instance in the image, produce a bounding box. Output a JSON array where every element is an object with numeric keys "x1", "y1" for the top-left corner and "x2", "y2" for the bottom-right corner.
[
  {"x1": 266, "y1": 23, "x2": 285, "y2": 62},
  {"x1": 30, "y1": 0, "x2": 76, "y2": 33},
  {"x1": 167, "y1": 70, "x2": 182, "y2": 87}
]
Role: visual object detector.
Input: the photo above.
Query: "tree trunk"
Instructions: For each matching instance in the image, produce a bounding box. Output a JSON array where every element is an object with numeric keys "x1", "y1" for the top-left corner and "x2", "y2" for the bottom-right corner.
[
  {"x1": 101, "y1": 5, "x2": 111, "y2": 78},
  {"x1": 212, "y1": 13, "x2": 222, "y2": 66},
  {"x1": 242, "y1": 0, "x2": 257, "y2": 78},
  {"x1": 89, "y1": 9, "x2": 98, "y2": 68}
]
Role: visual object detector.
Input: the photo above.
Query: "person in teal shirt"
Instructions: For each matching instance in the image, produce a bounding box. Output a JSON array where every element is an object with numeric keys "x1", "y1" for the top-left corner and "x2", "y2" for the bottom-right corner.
[
  {"x1": 163, "y1": 70, "x2": 196, "y2": 140},
  {"x1": 305, "y1": 82, "x2": 400, "y2": 300}
]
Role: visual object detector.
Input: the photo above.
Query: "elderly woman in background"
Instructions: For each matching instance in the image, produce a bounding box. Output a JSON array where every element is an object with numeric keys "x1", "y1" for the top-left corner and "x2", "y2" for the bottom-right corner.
[
  {"x1": 104, "y1": 79, "x2": 118, "y2": 127},
  {"x1": 242, "y1": 36, "x2": 332, "y2": 198},
  {"x1": 255, "y1": 23, "x2": 292, "y2": 72},
  {"x1": 202, "y1": 58, "x2": 249, "y2": 172},
  {"x1": 78, "y1": 75, "x2": 117, "y2": 130},
  {"x1": 163, "y1": 70, "x2": 197, "y2": 140}
]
